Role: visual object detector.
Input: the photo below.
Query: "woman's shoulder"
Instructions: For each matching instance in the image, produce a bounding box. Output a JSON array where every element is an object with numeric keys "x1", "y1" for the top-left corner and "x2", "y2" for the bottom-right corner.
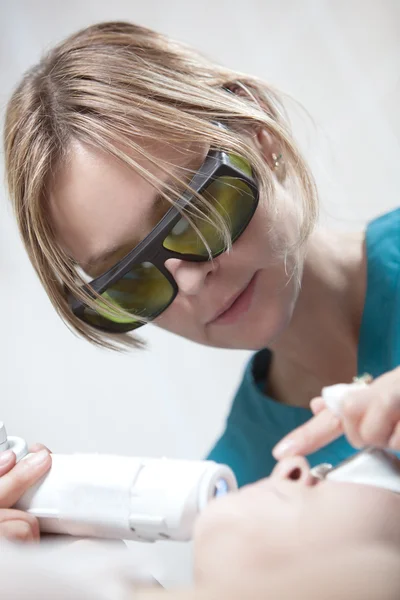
[
  {"x1": 366, "y1": 208, "x2": 400, "y2": 264},
  {"x1": 359, "y1": 208, "x2": 400, "y2": 376}
]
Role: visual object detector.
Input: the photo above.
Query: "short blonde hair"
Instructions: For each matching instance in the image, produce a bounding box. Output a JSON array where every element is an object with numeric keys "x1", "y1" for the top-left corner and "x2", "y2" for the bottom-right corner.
[{"x1": 4, "y1": 21, "x2": 317, "y2": 350}]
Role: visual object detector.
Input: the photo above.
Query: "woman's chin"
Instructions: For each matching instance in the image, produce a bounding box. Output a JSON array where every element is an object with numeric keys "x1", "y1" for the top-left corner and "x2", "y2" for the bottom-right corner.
[{"x1": 206, "y1": 305, "x2": 294, "y2": 351}]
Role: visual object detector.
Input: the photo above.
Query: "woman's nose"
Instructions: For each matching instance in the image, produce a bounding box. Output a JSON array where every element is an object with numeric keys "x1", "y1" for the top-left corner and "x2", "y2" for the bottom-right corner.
[
  {"x1": 165, "y1": 258, "x2": 218, "y2": 296},
  {"x1": 271, "y1": 456, "x2": 315, "y2": 485}
]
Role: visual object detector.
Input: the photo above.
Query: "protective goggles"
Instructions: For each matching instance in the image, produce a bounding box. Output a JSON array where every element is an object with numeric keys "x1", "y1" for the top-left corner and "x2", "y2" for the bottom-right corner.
[{"x1": 70, "y1": 148, "x2": 259, "y2": 333}]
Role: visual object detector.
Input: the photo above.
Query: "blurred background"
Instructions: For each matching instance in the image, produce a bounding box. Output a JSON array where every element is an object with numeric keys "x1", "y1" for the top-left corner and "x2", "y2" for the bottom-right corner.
[{"x1": 0, "y1": 0, "x2": 399, "y2": 586}]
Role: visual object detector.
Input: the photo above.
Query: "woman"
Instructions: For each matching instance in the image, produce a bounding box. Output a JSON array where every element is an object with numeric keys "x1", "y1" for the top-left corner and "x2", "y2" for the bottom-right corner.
[{"x1": 3, "y1": 19, "x2": 400, "y2": 520}]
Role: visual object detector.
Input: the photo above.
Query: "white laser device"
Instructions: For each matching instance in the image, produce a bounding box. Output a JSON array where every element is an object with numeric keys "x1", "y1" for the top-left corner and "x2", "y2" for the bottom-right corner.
[
  {"x1": 0, "y1": 422, "x2": 237, "y2": 542},
  {"x1": 325, "y1": 446, "x2": 400, "y2": 493}
]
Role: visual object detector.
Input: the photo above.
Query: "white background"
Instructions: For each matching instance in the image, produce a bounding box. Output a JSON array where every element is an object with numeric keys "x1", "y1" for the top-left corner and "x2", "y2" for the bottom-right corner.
[{"x1": 0, "y1": 0, "x2": 399, "y2": 586}]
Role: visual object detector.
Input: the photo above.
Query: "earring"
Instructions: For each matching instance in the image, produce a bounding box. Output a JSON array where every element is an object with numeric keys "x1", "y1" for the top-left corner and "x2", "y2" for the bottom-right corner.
[
  {"x1": 271, "y1": 152, "x2": 283, "y2": 170},
  {"x1": 271, "y1": 152, "x2": 286, "y2": 183}
]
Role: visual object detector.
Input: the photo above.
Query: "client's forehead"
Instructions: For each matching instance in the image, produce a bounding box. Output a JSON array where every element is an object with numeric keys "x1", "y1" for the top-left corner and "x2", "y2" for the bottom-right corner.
[{"x1": 49, "y1": 139, "x2": 207, "y2": 270}]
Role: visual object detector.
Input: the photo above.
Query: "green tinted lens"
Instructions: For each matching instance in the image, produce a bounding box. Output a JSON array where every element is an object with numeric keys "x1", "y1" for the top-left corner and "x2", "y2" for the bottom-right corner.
[
  {"x1": 163, "y1": 177, "x2": 256, "y2": 257},
  {"x1": 82, "y1": 262, "x2": 174, "y2": 331},
  {"x1": 228, "y1": 153, "x2": 253, "y2": 177}
]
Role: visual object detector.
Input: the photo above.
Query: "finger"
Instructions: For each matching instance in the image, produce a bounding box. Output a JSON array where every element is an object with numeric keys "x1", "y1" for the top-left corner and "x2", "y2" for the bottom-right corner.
[
  {"x1": 310, "y1": 397, "x2": 325, "y2": 415},
  {"x1": 0, "y1": 519, "x2": 37, "y2": 543},
  {"x1": 0, "y1": 509, "x2": 40, "y2": 540},
  {"x1": 340, "y1": 391, "x2": 370, "y2": 448},
  {"x1": 0, "y1": 450, "x2": 17, "y2": 477},
  {"x1": 389, "y1": 421, "x2": 400, "y2": 451},
  {"x1": 0, "y1": 450, "x2": 51, "y2": 508},
  {"x1": 272, "y1": 409, "x2": 343, "y2": 459},
  {"x1": 29, "y1": 443, "x2": 51, "y2": 454},
  {"x1": 359, "y1": 385, "x2": 400, "y2": 446}
]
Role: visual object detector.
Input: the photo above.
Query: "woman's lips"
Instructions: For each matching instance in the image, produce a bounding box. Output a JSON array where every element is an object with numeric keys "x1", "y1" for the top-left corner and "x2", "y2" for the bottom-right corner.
[{"x1": 207, "y1": 272, "x2": 258, "y2": 326}]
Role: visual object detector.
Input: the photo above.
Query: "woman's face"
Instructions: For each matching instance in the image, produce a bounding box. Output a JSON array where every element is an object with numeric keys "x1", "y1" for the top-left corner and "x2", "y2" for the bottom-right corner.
[
  {"x1": 194, "y1": 456, "x2": 400, "y2": 574},
  {"x1": 50, "y1": 133, "x2": 302, "y2": 349}
]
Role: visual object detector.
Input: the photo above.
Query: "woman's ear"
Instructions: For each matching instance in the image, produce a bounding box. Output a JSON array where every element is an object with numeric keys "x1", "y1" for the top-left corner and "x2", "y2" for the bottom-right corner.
[
  {"x1": 256, "y1": 128, "x2": 282, "y2": 170},
  {"x1": 256, "y1": 129, "x2": 286, "y2": 183},
  {"x1": 223, "y1": 83, "x2": 286, "y2": 182}
]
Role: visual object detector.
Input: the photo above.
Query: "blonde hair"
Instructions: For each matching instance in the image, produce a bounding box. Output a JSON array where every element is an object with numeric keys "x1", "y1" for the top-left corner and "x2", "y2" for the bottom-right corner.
[{"x1": 4, "y1": 21, "x2": 317, "y2": 350}]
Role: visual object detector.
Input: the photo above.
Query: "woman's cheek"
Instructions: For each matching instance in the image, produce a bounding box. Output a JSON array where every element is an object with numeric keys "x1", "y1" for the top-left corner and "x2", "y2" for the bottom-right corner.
[{"x1": 153, "y1": 301, "x2": 195, "y2": 337}]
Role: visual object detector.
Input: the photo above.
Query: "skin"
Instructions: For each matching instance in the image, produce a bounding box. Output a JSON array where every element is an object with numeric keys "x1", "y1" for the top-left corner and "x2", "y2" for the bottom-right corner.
[
  {"x1": 154, "y1": 543, "x2": 400, "y2": 599},
  {"x1": 50, "y1": 132, "x2": 301, "y2": 352},
  {"x1": 194, "y1": 456, "x2": 400, "y2": 582},
  {"x1": 274, "y1": 366, "x2": 400, "y2": 459},
  {"x1": 48, "y1": 125, "x2": 399, "y2": 454},
  {"x1": 0, "y1": 444, "x2": 51, "y2": 543},
  {"x1": 2, "y1": 125, "x2": 398, "y2": 549},
  {"x1": 49, "y1": 130, "x2": 365, "y2": 394},
  {"x1": 1, "y1": 546, "x2": 399, "y2": 600},
  {"x1": 1, "y1": 455, "x2": 399, "y2": 598}
]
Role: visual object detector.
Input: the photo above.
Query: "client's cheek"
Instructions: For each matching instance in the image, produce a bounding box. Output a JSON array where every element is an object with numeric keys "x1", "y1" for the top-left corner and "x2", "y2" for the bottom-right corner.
[
  {"x1": 360, "y1": 493, "x2": 400, "y2": 545},
  {"x1": 194, "y1": 504, "x2": 248, "y2": 585}
]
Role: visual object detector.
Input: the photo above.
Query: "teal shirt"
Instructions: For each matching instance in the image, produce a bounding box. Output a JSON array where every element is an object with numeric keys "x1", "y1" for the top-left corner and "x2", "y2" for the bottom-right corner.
[{"x1": 208, "y1": 209, "x2": 400, "y2": 487}]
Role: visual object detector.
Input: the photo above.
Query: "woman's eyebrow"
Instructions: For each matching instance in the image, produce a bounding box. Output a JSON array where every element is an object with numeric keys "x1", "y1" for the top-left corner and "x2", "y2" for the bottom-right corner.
[
  {"x1": 85, "y1": 192, "x2": 166, "y2": 269},
  {"x1": 86, "y1": 155, "x2": 204, "y2": 269}
]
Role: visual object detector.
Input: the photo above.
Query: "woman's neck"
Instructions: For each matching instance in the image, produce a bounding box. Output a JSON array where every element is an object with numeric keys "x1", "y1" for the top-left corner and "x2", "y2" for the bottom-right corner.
[{"x1": 267, "y1": 228, "x2": 367, "y2": 408}]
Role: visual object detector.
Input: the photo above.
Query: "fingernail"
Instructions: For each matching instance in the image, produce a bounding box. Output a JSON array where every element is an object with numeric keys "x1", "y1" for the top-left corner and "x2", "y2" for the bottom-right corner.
[
  {"x1": 273, "y1": 439, "x2": 297, "y2": 460},
  {"x1": 25, "y1": 449, "x2": 49, "y2": 466},
  {"x1": 0, "y1": 450, "x2": 14, "y2": 465}
]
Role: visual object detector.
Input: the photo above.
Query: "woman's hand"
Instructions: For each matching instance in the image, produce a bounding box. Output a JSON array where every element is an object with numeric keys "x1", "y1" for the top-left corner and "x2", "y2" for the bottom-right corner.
[
  {"x1": 273, "y1": 368, "x2": 400, "y2": 459},
  {"x1": 0, "y1": 444, "x2": 51, "y2": 542}
]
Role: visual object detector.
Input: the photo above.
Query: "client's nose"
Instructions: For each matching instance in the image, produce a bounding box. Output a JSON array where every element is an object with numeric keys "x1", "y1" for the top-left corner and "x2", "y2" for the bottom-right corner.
[{"x1": 271, "y1": 456, "x2": 313, "y2": 485}]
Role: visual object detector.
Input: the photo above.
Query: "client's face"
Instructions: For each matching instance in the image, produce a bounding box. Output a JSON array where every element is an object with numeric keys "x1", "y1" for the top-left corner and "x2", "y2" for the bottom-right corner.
[{"x1": 194, "y1": 456, "x2": 400, "y2": 578}]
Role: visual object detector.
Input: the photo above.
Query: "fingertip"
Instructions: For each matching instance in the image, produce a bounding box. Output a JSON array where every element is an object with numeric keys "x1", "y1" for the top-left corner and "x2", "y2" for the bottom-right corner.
[
  {"x1": 275, "y1": 410, "x2": 343, "y2": 458},
  {"x1": 41, "y1": 450, "x2": 52, "y2": 471},
  {"x1": 23, "y1": 449, "x2": 52, "y2": 472},
  {"x1": 30, "y1": 518, "x2": 41, "y2": 542},
  {"x1": 29, "y1": 443, "x2": 41, "y2": 453},
  {"x1": 18, "y1": 521, "x2": 35, "y2": 543},
  {"x1": 0, "y1": 520, "x2": 34, "y2": 543},
  {"x1": 272, "y1": 438, "x2": 297, "y2": 460},
  {"x1": 0, "y1": 450, "x2": 17, "y2": 473},
  {"x1": 29, "y1": 443, "x2": 51, "y2": 454},
  {"x1": 310, "y1": 396, "x2": 325, "y2": 415}
]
